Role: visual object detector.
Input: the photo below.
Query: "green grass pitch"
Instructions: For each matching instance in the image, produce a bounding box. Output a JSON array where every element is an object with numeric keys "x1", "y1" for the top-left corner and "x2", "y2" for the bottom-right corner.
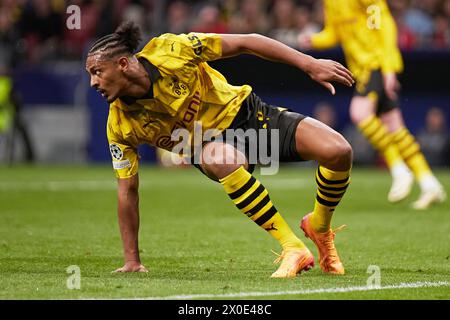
[{"x1": 0, "y1": 165, "x2": 449, "y2": 300}]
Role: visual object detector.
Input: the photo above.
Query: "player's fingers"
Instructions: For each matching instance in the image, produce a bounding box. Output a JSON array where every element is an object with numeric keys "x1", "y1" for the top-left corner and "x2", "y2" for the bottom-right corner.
[
  {"x1": 341, "y1": 67, "x2": 355, "y2": 84},
  {"x1": 335, "y1": 68, "x2": 354, "y2": 86},
  {"x1": 334, "y1": 62, "x2": 354, "y2": 81},
  {"x1": 321, "y1": 81, "x2": 335, "y2": 95},
  {"x1": 386, "y1": 89, "x2": 397, "y2": 101},
  {"x1": 384, "y1": 82, "x2": 397, "y2": 100},
  {"x1": 333, "y1": 73, "x2": 353, "y2": 88}
]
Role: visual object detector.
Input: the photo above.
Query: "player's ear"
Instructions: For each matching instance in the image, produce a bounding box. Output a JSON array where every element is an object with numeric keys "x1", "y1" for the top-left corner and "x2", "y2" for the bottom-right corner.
[{"x1": 117, "y1": 56, "x2": 130, "y2": 72}]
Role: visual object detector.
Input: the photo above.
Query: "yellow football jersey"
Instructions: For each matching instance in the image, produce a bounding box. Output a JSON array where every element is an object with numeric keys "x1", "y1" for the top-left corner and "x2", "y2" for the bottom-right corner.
[
  {"x1": 311, "y1": 0, "x2": 403, "y2": 83},
  {"x1": 107, "y1": 33, "x2": 252, "y2": 178}
]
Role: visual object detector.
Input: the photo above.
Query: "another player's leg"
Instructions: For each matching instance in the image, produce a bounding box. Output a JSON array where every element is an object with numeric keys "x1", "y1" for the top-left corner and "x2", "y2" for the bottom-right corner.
[
  {"x1": 380, "y1": 109, "x2": 446, "y2": 209},
  {"x1": 199, "y1": 142, "x2": 314, "y2": 278},
  {"x1": 295, "y1": 117, "x2": 352, "y2": 274},
  {"x1": 350, "y1": 96, "x2": 413, "y2": 202}
]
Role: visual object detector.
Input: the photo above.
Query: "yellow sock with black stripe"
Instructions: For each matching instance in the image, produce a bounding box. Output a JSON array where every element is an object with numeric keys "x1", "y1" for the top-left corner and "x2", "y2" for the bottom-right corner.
[
  {"x1": 392, "y1": 127, "x2": 432, "y2": 181},
  {"x1": 358, "y1": 115, "x2": 403, "y2": 168},
  {"x1": 220, "y1": 166, "x2": 305, "y2": 250},
  {"x1": 311, "y1": 166, "x2": 350, "y2": 233}
]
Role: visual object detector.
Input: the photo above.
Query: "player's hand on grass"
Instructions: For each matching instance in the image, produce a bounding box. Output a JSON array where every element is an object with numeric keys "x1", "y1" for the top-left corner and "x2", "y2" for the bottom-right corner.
[
  {"x1": 383, "y1": 72, "x2": 401, "y2": 100},
  {"x1": 306, "y1": 59, "x2": 355, "y2": 95},
  {"x1": 114, "y1": 261, "x2": 149, "y2": 273}
]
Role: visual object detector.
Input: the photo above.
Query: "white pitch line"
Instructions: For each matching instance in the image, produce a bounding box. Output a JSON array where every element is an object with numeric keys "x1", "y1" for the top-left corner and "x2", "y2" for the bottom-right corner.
[{"x1": 131, "y1": 281, "x2": 450, "y2": 300}]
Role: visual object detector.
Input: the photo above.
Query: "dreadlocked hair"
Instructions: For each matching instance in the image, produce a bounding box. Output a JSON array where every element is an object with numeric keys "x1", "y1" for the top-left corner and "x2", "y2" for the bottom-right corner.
[{"x1": 88, "y1": 21, "x2": 142, "y2": 59}]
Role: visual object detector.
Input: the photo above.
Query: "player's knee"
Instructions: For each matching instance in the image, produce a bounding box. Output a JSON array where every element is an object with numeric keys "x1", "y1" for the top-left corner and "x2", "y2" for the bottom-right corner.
[
  {"x1": 201, "y1": 154, "x2": 247, "y2": 180},
  {"x1": 350, "y1": 107, "x2": 370, "y2": 124},
  {"x1": 339, "y1": 139, "x2": 353, "y2": 165},
  {"x1": 200, "y1": 142, "x2": 248, "y2": 179},
  {"x1": 322, "y1": 137, "x2": 353, "y2": 170},
  {"x1": 350, "y1": 98, "x2": 375, "y2": 124},
  {"x1": 350, "y1": 110, "x2": 363, "y2": 124}
]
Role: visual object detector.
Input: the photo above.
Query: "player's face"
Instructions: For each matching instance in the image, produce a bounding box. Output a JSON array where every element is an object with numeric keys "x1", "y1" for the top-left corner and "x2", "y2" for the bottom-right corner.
[{"x1": 85, "y1": 54, "x2": 127, "y2": 103}]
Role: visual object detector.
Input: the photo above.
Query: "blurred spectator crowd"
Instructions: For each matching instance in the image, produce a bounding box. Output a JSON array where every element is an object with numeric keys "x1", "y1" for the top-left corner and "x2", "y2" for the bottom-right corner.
[
  {"x1": 1, "y1": 0, "x2": 449, "y2": 167},
  {"x1": 0, "y1": 0, "x2": 450, "y2": 66}
]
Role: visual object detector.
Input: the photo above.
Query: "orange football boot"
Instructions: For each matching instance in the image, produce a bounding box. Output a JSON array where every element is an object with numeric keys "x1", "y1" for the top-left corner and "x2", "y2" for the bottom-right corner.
[
  {"x1": 270, "y1": 247, "x2": 315, "y2": 278},
  {"x1": 300, "y1": 213, "x2": 346, "y2": 275}
]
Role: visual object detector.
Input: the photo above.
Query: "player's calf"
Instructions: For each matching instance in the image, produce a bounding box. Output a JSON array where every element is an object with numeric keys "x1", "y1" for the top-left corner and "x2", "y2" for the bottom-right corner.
[{"x1": 201, "y1": 142, "x2": 309, "y2": 277}]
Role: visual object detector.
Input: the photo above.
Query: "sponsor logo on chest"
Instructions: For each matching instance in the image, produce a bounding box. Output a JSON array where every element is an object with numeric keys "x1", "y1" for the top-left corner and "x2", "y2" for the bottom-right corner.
[
  {"x1": 174, "y1": 90, "x2": 201, "y2": 130},
  {"x1": 155, "y1": 91, "x2": 202, "y2": 149}
]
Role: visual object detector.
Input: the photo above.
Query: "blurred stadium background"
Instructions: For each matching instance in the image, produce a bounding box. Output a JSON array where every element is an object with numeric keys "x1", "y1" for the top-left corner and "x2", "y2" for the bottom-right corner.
[{"x1": 0, "y1": 0, "x2": 449, "y2": 166}]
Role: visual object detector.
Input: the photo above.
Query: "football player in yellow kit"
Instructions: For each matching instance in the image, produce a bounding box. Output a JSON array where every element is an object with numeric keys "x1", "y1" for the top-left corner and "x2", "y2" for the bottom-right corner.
[
  {"x1": 299, "y1": 0, "x2": 446, "y2": 209},
  {"x1": 86, "y1": 22, "x2": 355, "y2": 276}
]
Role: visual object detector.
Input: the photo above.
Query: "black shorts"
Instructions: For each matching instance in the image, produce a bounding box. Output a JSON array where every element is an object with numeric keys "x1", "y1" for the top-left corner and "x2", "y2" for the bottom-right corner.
[
  {"x1": 194, "y1": 92, "x2": 307, "y2": 179},
  {"x1": 354, "y1": 69, "x2": 399, "y2": 115}
]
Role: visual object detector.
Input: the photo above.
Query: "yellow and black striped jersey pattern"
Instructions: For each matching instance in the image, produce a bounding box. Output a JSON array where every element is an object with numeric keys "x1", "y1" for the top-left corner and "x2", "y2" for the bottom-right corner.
[
  {"x1": 107, "y1": 33, "x2": 252, "y2": 178},
  {"x1": 311, "y1": 0, "x2": 403, "y2": 82}
]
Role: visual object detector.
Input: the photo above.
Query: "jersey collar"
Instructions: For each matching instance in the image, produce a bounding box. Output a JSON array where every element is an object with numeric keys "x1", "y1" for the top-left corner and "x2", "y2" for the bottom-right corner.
[
  {"x1": 138, "y1": 57, "x2": 161, "y2": 84},
  {"x1": 119, "y1": 57, "x2": 161, "y2": 106}
]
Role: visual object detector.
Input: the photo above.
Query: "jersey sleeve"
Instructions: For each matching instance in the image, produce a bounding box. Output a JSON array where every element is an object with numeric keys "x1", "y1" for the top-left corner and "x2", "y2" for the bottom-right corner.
[
  {"x1": 108, "y1": 141, "x2": 139, "y2": 179},
  {"x1": 311, "y1": 1, "x2": 340, "y2": 50},
  {"x1": 107, "y1": 121, "x2": 139, "y2": 179},
  {"x1": 159, "y1": 32, "x2": 223, "y2": 64},
  {"x1": 183, "y1": 32, "x2": 223, "y2": 62}
]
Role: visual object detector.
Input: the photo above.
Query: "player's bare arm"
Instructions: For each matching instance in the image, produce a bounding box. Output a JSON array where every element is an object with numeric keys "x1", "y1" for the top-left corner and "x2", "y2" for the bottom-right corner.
[
  {"x1": 115, "y1": 174, "x2": 148, "y2": 273},
  {"x1": 382, "y1": 72, "x2": 401, "y2": 101},
  {"x1": 220, "y1": 33, "x2": 354, "y2": 95}
]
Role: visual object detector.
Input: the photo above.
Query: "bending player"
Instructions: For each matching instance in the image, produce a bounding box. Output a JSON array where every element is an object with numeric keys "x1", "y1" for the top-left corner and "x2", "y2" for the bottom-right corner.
[{"x1": 86, "y1": 22, "x2": 354, "y2": 276}]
